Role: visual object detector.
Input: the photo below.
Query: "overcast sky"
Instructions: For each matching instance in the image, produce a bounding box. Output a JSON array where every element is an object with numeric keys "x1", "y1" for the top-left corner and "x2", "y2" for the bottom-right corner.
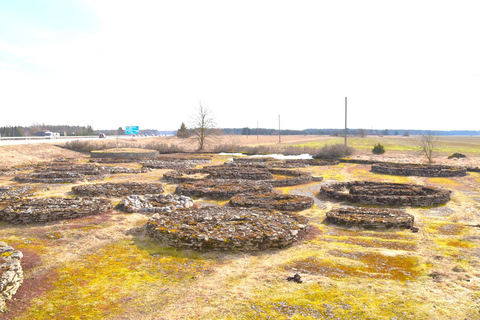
[{"x1": 1, "y1": 0, "x2": 479, "y2": 131}]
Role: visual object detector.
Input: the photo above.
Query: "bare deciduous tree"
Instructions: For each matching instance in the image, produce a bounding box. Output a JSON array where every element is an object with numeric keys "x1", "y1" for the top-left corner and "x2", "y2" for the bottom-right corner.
[
  {"x1": 417, "y1": 131, "x2": 438, "y2": 164},
  {"x1": 190, "y1": 103, "x2": 217, "y2": 151}
]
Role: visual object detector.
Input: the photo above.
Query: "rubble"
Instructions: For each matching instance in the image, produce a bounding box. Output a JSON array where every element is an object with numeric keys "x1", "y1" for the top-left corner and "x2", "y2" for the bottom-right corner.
[
  {"x1": 0, "y1": 185, "x2": 47, "y2": 202},
  {"x1": 319, "y1": 181, "x2": 451, "y2": 206},
  {"x1": 326, "y1": 206, "x2": 415, "y2": 229},
  {"x1": 145, "y1": 206, "x2": 309, "y2": 251},
  {"x1": 72, "y1": 182, "x2": 165, "y2": 197},
  {"x1": 0, "y1": 197, "x2": 113, "y2": 224},
  {"x1": 13, "y1": 163, "x2": 110, "y2": 184},
  {"x1": 371, "y1": 163, "x2": 468, "y2": 177},
  {"x1": 0, "y1": 242, "x2": 23, "y2": 312},
  {"x1": 229, "y1": 192, "x2": 314, "y2": 211},
  {"x1": 119, "y1": 194, "x2": 194, "y2": 213},
  {"x1": 175, "y1": 179, "x2": 273, "y2": 200}
]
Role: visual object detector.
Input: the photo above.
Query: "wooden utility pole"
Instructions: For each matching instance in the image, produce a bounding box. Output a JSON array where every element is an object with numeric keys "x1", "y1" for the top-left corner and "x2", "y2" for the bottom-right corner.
[
  {"x1": 278, "y1": 115, "x2": 281, "y2": 143},
  {"x1": 344, "y1": 97, "x2": 347, "y2": 146}
]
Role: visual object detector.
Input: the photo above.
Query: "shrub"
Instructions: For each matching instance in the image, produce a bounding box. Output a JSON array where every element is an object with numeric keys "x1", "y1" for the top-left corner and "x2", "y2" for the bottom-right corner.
[
  {"x1": 372, "y1": 143, "x2": 386, "y2": 155},
  {"x1": 313, "y1": 144, "x2": 355, "y2": 159},
  {"x1": 448, "y1": 153, "x2": 466, "y2": 159}
]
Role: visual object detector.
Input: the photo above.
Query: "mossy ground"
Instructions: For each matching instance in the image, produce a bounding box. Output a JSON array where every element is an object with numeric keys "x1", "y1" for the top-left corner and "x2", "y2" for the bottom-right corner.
[{"x1": 1, "y1": 144, "x2": 479, "y2": 319}]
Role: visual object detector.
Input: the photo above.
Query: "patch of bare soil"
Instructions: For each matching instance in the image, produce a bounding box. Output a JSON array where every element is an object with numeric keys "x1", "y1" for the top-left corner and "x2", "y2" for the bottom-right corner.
[{"x1": 0, "y1": 144, "x2": 85, "y2": 168}]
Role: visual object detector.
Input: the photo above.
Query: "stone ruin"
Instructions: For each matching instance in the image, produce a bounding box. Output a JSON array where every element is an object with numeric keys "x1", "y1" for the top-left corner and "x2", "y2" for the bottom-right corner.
[
  {"x1": 0, "y1": 185, "x2": 47, "y2": 202},
  {"x1": 13, "y1": 163, "x2": 110, "y2": 184},
  {"x1": 90, "y1": 148, "x2": 160, "y2": 159},
  {"x1": 140, "y1": 156, "x2": 212, "y2": 170},
  {"x1": 326, "y1": 206, "x2": 415, "y2": 229},
  {"x1": 175, "y1": 179, "x2": 273, "y2": 200},
  {"x1": 145, "y1": 206, "x2": 309, "y2": 251},
  {"x1": 119, "y1": 194, "x2": 194, "y2": 213},
  {"x1": 0, "y1": 197, "x2": 113, "y2": 224},
  {"x1": 319, "y1": 181, "x2": 451, "y2": 206},
  {"x1": 72, "y1": 182, "x2": 165, "y2": 197},
  {"x1": 230, "y1": 157, "x2": 338, "y2": 168},
  {"x1": 164, "y1": 164, "x2": 322, "y2": 187},
  {"x1": 0, "y1": 242, "x2": 23, "y2": 312},
  {"x1": 229, "y1": 192, "x2": 314, "y2": 212},
  {"x1": 371, "y1": 163, "x2": 467, "y2": 177}
]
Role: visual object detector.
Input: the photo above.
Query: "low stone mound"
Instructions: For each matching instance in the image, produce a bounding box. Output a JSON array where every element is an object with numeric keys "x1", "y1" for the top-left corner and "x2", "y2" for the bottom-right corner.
[
  {"x1": 326, "y1": 206, "x2": 414, "y2": 229},
  {"x1": 90, "y1": 148, "x2": 160, "y2": 159},
  {"x1": 163, "y1": 169, "x2": 209, "y2": 183},
  {"x1": 267, "y1": 169, "x2": 323, "y2": 187},
  {"x1": 140, "y1": 159, "x2": 210, "y2": 170},
  {"x1": 119, "y1": 194, "x2": 193, "y2": 213},
  {"x1": 0, "y1": 186, "x2": 47, "y2": 202},
  {"x1": 72, "y1": 182, "x2": 165, "y2": 197},
  {"x1": 203, "y1": 166, "x2": 274, "y2": 180},
  {"x1": 319, "y1": 181, "x2": 451, "y2": 206},
  {"x1": 268, "y1": 159, "x2": 339, "y2": 168},
  {"x1": 13, "y1": 163, "x2": 110, "y2": 184},
  {"x1": 229, "y1": 192, "x2": 314, "y2": 212},
  {"x1": 0, "y1": 197, "x2": 113, "y2": 224},
  {"x1": 104, "y1": 166, "x2": 151, "y2": 174},
  {"x1": 371, "y1": 163, "x2": 467, "y2": 177},
  {"x1": 145, "y1": 206, "x2": 309, "y2": 251},
  {"x1": 0, "y1": 242, "x2": 24, "y2": 312},
  {"x1": 175, "y1": 179, "x2": 273, "y2": 200}
]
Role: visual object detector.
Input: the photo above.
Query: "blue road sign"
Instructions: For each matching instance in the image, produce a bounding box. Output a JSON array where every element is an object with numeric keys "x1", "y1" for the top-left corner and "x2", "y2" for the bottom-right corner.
[{"x1": 126, "y1": 126, "x2": 139, "y2": 134}]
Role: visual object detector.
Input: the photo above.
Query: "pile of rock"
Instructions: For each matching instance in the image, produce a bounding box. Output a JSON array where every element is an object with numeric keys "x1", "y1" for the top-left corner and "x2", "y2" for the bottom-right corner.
[
  {"x1": 0, "y1": 197, "x2": 113, "y2": 224},
  {"x1": 204, "y1": 166, "x2": 274, "y2": 180},
  {"x1": 319, "y1": 181, "x2": 451, "y2": 206},
  {"x1": 326, "y1": 206, "x2": 414, "y2": 229},
  {"x1": 140, "y1": 157, "x2": 211, "y2": 170},
  {"x1": 267, "y1": 168, "x2": 323, "y2": 187},
  {"x1": 119, "y1": 194, "x2": 194, "y2": 213},
  {"x1": 371, "y1": 163, "x2": 467, "y2": 177},
  {"x1": 146, "y1": 206, "x2": 309, "y2": 251},
  {"x1": 72, "y1": 182, "x2": 165, "y2": 197},
  {"x1": 175, "y1": 179, "x2": 273, "y2": 200},
  {"x1": 0, "y1": 242, "x2": 23, "y2": 312},
  {"x1": 13, "y1": 163, "x2": 110, "y2": 184},
  {"x1": 268, "y1": 159, "x2": 339, "y2": 168},
  {"x1": 162, "y1": 169, "x2": 209, "y2": 183},
  {"x1": 0, "y1": 185, "x2": 47, "y2": 202},
  {"x1": 105, "y1": 166, "x2": 151, "y2": 174},
  {"x1": 229, "y1": 192, "x2": 314, "y2": 212}
]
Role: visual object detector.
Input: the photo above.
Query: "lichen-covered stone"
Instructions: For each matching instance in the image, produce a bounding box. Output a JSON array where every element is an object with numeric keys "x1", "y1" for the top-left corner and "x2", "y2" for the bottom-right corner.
[
  {"x1": 146, "y1": 206, "x2": 309, "y2": 251},
  {"x1": 72, "y1": 182, "x2": 165, "y2": 197},
  {"x1": 0, "y1": 197, "x2": 113, "y2": 224},
  {"x1": 0, "y1": 242, "x2": 23, "y2": 312},
  {"x1": 326, "y1": 206, "x2": 414, "y2": 229},
  {"x1": 175, "y1": 179, "x2": 273, "y2": 200},
  {"x1": 229, "y1": 192, "x2": 314, "y2": 212},
  {"x1": 119, "y1": 194, "x2": 193, "y2": 213},
  {"x1": 371, "y1": 163, "x2": 467, "y2": 177},
  {"x1": 319, "y1": 181, "x2": 451, "y2": 206}
]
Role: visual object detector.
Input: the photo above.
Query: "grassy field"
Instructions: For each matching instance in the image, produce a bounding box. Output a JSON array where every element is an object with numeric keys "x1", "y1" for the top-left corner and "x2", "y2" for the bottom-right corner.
[{"x1": 0, "y1": 136, "x2": 479, "y2": 319}]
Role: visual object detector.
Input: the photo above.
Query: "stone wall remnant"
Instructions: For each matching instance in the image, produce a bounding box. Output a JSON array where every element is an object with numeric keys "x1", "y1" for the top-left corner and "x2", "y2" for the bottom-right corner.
[
  {"x1": 175, "y1": 179, "x2": 273, "y2": 200},
  {"x1": 371, "y1": 163, "x2": 467, "y2": 177},
  {"x1": 146, "y1": 206, "x2": 309, "y2": 251},
  {"x1": 119, "y1": 194, "x2": 193, "y2": 213},
  {"x1": 72, "y1": 182, "x2": 165, "y2": 197},
  {"x1": 229, "y1": 192, "x2": 314, "y2": 212},
  {"x1": 326, "y1": 206, "x2": 414, "y2": 229},
  {"x1": 0, "y1": 197, "x2": 113, "y2": 224},
  {"x1": 319, "y1": 181, "x2": 451, "y2": 206},
  {"x1": 0, "y1": 242, "x2": 24, "y2": 312}
]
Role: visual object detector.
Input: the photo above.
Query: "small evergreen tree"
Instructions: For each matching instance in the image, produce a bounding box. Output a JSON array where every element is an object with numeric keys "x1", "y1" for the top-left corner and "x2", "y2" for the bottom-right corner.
[
  {"x1": 372, "y1": 143, "x2": 386, "y2": 155},
  {"x1": 176, "y1": 122, "x2": 190, "y2": 138}
]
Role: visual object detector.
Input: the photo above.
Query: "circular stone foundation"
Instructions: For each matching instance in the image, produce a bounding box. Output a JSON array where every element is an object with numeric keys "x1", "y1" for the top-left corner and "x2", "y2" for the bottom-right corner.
[
  {"x1": 145, "y1": 206, "x2": 309, "y2": 251},
  {"x1": 371, "y1": 163, "x2": 467, "y2": 177},
  {"x1": 91, "y1": 148, "x2": 160, "y2": 159},
  {"x1": 13, "y1": 163, "x2": 110, "y2": 184},
  {"x1": 72, "y1": 182, "x2": 165, "y2": 197},
  {"x1": 119, "y1": 194, "x2": 193, "y2": 213},
  {"x1": 0, "y1": 242, "x2": 24, "y2": 312},
  {"x1": 0, "y1": 197, "x2": 113, "y2": 224},
  {"x1": 175, "y1": 179, "x2": 273, "y2": 199},
  {"x1": 229, "y1": 192, "x2": 314, "y2": 211},
  {"x1": 0, "y1": 186, "x2": 47, "y2": 202},
  {"x1": 326, "y1": 206, "x2": 414, "y2": 229},
  {"x1": 319, "y1": 181, "x2": 451, "y2": 206}
]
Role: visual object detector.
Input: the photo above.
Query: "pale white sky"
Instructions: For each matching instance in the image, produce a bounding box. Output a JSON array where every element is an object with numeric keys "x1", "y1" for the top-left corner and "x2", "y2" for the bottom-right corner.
[{"x1": 1, "y1": 0, "x2": 479, "y2": 131}]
